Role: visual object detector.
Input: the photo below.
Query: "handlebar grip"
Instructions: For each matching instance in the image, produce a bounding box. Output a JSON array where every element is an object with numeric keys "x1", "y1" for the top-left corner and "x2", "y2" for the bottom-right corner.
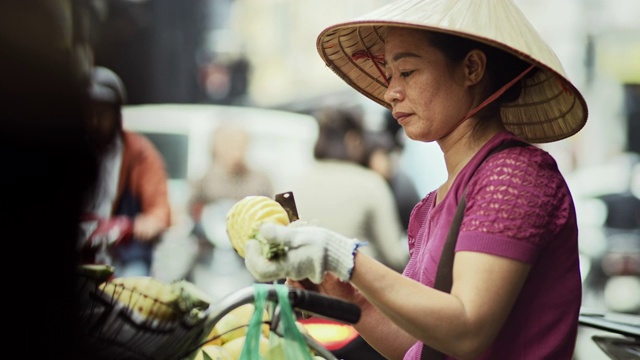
[{"x1": 289, "y1": 288, "x2": 361, "y2": 324}]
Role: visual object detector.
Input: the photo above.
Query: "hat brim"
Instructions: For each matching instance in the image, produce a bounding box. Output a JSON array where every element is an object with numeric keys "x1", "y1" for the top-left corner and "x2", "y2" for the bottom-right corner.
[{"x1": 316, "y1": 1, "x2": 588, "y2": 143}]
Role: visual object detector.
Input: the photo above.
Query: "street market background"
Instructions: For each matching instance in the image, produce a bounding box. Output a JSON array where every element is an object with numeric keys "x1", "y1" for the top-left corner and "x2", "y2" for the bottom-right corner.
[
  {"x1": 95, "y1": 0, "x2": 640, "y2": 179},
  {"x1": 92, "y1": 2, "x2": 640, "y2": 358}
]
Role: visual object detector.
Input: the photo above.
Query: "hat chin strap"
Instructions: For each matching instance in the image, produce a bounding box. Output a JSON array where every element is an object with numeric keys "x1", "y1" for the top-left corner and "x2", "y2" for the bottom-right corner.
[{"x1": 444, "y1": 64, "x2": 536, "y2": 138}]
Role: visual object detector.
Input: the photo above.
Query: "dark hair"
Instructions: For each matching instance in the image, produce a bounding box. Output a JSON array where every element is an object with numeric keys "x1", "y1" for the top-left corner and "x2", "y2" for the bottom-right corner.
[
  {"x1": 424, "y1": 31, "x2": 536, "y2": 104},
  {"x1": 312, "y1": 107, "x2": 366, "y2": 163}
]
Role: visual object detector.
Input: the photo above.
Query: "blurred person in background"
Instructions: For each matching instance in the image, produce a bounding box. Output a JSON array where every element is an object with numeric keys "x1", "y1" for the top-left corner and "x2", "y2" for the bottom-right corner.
[
  {"x1": 244, "y1": 0, "x2": 588, "y2": 358},
  {"x1": 189, "y1": 123, "x2": 274, "y2": 262},
  {"x1": 80, "y1": 66, "x2": 171, "y2": 278},
  {"x1": 366, "y1": 111, "x2": 422, "y2": 231},
  {"x1": 289, "y1": 106, "x2": 408, "y2": 272},
  {"x1": 188, "y1": 124, "x2": 274, "y2": 296},
  {"x1": 313, "y1": 106, "x2": 371, "y2": 166}
]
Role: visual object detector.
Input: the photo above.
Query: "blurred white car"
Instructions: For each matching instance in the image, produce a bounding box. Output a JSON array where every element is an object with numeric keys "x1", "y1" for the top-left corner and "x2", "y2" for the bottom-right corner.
[
  {"x1": 121, "y1": 103, "x2": 319, "y2": 298},
  {"x1": 122, "y1": 103, "x2": 318, "y2": 213}
]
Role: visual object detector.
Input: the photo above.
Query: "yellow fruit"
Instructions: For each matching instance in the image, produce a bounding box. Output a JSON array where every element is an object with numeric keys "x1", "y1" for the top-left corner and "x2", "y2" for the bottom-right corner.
[
  {"x1": 265, "y1": 333, "x2": 315, "y2": 359},
  {"x1": 98, "y1": 276, "x2": 180, "y2": 321},
  {"x1": 193, "y1": 344, "x2": 234, "y2": 360},
  {"x1": 225, "y1": 195, "x2": 290, "y2": 258},
  {"x1": 211, "y1": 303, "x2": 270, "y2": 344},
  {"x1": 97, "y1": 277, "x2": 212, "y2": 323},
  {"x1": 172, "y1": 279, "x2": 213, "y2": 313},
  {"x1": 215, "y1": 312, "x2": 246, "y2": 344},
  {"x1": 222, "y1": 334, "x2": 270, "y2": 359},
  {"x1": 232, "y1": 303, "x2": 271, "y2": 338},
  {"x1": 204, "y1": 325, "x2": 223, "y2": 346}
]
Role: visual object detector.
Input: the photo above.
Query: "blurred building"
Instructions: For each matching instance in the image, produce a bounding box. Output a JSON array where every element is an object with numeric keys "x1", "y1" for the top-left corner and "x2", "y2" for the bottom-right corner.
[
  {"x1": 93, "y1": 0, "x2": 210, "y2": 104},
  {"x1": 88, "y1": 0, "x2": 640, "y2": 172}
]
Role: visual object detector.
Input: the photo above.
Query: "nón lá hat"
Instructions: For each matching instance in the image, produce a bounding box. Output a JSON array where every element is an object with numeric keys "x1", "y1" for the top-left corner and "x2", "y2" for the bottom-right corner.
[{"x1": 316, "y1": 0, "x2": 588, "y2": 143}]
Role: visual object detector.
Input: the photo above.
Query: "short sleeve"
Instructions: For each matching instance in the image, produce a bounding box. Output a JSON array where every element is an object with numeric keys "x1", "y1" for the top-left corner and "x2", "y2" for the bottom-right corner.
[{"x1": 457, "y1": 146, "x2": 572, "y2": 262}]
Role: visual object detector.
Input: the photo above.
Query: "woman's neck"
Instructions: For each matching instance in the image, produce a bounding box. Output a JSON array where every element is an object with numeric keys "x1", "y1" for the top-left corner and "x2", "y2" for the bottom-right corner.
[{"x1": 435, "y1": 119, "x2": 505, "y2": 203}]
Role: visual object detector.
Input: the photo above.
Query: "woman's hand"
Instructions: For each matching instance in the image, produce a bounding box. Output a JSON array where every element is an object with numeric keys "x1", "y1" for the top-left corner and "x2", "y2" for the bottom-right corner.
[
  {"x1": 244, "y1": 223, "x2": 363, "y2": 283},
  {"x1": 286, "y1": 272, "x2": 365, "y2": 306}
]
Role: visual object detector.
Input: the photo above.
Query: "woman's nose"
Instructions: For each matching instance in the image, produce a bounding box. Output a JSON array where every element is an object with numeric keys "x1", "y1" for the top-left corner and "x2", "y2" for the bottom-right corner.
[{"x1": 383, "y1": 80, "x2": 404, "y2": 105}]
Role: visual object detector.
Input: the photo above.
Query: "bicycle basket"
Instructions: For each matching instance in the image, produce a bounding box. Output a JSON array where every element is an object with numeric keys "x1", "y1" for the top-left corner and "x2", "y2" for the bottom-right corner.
[{"x1": 76, "y1": 268, "x2": 213, "y2": 360}]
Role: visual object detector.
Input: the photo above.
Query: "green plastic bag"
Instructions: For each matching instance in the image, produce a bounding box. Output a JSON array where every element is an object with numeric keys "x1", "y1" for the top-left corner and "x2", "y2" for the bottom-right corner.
[{"x1": 239, "y1": 284, "x2": 314, "y2": 360}]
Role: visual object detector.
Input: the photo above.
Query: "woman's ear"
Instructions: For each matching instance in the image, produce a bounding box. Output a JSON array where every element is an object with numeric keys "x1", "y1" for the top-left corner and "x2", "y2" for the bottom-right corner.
[{"x1": 463, "y1": 49, "x2": 486, "y2": 86}]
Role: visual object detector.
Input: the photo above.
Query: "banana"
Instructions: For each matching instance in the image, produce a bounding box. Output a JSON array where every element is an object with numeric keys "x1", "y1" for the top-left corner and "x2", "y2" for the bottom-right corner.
[
  {"x1": 173, "y1": 279, "x2": 213, "y2": 323},
  {"x1": 98, "y1": 277, "x2": 213, "y2": 322},
  {"x1": 225, "y1": 195, "x2": 290, "y2": 258},
  {"x1": 99, "y1": 276, "x2": 180, "y2": 321},
  {"x1": 194, "y1": 344, "x2": 234, "y2": 360}
]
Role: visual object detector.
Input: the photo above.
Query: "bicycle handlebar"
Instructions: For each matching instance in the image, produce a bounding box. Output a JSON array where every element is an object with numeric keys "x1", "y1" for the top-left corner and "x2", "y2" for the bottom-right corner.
[
  {"x1": 288, "y1": 286, "x2": 361, "y2": 324},
  {"x1": 206, "y1": 284, "x2": 361, "y2": 327}
]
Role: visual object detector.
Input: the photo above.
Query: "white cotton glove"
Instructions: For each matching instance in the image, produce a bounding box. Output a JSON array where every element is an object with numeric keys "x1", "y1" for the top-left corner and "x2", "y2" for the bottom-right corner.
[{"x1": 244, "y1": 223, "x2": 364, "y2": 284}]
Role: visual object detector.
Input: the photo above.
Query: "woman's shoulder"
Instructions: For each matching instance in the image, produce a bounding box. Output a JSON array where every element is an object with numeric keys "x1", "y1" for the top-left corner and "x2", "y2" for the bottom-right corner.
[
  {"x1": 463, "y1": 142, "x2": 575, "y2": 246},
  {"x1": 471, "y1": 141, "x2": 570, "y2": 206},
  {"x1": 483, "y1": 142, "x2": 560, "y2": 176}
]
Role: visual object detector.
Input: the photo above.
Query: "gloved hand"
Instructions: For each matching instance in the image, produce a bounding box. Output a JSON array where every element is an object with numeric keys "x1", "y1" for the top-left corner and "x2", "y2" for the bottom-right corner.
[{"x1": 244, "y1": 223, "x2": 364, "y2": 284}]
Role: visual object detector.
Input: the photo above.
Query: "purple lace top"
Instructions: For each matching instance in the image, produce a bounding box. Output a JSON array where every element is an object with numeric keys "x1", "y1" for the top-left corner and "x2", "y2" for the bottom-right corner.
[{"x1": 403, "y1": 131, "x2": 582, "y2": 360}]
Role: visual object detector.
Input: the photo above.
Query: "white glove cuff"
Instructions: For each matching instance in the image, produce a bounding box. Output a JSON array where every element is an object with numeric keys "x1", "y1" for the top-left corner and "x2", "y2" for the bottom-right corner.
[{"x1": 326, "y1": 238, "x2": 364, "y2": 282}]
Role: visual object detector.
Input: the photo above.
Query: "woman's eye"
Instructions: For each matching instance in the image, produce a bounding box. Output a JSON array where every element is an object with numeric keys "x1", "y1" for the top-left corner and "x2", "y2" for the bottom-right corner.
[
  {"x1": 386, "y1": 70, "x2": 413, "y2": 83},
  {"x1": 400, "y1": 70, "x2": 414, "y2": 78}
]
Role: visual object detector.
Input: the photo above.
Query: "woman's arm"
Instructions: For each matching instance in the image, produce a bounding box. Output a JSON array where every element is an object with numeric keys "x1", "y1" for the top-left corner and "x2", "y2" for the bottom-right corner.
[
  {"x1": 350, "y1": 251, "x2": 530, "y2": 359},
  {"x1": 250, "y1": 222, "x2": 531, "y2": 359},
  {"x1": 289, "y1": 273, "x2": 418, "y2": 360}
]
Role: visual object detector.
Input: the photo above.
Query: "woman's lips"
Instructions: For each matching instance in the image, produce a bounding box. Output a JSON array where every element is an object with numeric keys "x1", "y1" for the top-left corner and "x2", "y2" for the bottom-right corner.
[{"x1": 393, "y1": 112, "x2": 411, "y2": 125}]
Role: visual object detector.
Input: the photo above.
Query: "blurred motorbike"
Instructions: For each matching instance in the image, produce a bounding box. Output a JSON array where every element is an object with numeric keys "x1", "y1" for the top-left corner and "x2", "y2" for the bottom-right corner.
[
  {"x1": 571, "y1": 153, "x2": 640, "y2": 314},
  {"x1": 597, "y1": 192, "x2": 640, "y2": 314},
  {"x1": 79, "y1": 215, "x2": 133, "y2": 265},
  {"x1": 579, "y1": 307, "x2": 640, "y2": 359}
]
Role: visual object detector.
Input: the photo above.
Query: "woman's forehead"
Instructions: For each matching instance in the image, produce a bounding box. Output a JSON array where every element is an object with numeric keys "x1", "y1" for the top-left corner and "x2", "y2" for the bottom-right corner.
[
  {"x1": 385, "y1": 27, "x2": 429, "y2": 46},
  {"x1": 384, "y1": 28, "x2": 434, "y2": 62}
]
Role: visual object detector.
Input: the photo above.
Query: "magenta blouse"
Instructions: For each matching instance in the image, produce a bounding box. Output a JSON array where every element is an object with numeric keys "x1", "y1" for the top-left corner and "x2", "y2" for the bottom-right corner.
[{"x1": 403, "y1": 131, "x2": 582, "y2": 360}]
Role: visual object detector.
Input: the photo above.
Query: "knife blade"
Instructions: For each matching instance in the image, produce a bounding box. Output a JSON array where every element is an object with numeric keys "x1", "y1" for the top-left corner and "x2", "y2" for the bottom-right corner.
[
  {"x1": 273, "y1": 191, "x2": 319, "y2": 296},
  {"x1": 275, "y1": 191, "x2": 299, "y2": 222}
]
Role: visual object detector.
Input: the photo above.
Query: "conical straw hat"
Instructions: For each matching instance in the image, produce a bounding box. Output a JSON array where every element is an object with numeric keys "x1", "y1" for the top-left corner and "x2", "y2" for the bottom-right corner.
[{"x1": 316, "y1": 0, "x2": 588, "y2": 143}]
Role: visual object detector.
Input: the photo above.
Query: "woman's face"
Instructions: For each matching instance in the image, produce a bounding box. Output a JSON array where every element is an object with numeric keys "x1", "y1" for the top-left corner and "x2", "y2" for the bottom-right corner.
[{"x1": 383, "y1": 28, "x2": 474, "y2": 142}]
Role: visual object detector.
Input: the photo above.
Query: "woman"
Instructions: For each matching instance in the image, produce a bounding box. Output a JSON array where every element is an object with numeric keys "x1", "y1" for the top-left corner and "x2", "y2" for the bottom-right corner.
[{"x1": 244, "y1": 0, "x2": 588, "y2": 359}]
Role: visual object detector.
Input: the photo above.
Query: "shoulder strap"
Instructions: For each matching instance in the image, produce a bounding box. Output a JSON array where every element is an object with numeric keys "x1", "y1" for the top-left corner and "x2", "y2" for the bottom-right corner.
[{"x1": 421, "y1": 139, "x2": 528, "y2": 360}]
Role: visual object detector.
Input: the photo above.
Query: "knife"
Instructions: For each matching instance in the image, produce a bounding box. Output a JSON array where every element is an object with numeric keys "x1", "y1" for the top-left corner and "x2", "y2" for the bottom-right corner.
[
  {"x1": 274, "y1": 191, "x2": 299, "y2": 222},
  {"x1": 274, "y1": 191, "x2": 320, "y2": 296}
]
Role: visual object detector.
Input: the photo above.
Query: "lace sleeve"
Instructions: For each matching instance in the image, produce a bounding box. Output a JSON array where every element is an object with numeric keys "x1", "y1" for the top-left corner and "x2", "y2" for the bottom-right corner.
[{"x1": 460, "y1": 146, "x2": 572, "y2": 248}]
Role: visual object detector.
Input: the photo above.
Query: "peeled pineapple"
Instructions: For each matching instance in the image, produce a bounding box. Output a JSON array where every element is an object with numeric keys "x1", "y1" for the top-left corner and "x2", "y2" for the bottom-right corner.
[{"x1": 225, "y1": 195, "x2": 290, "y2": 258}]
